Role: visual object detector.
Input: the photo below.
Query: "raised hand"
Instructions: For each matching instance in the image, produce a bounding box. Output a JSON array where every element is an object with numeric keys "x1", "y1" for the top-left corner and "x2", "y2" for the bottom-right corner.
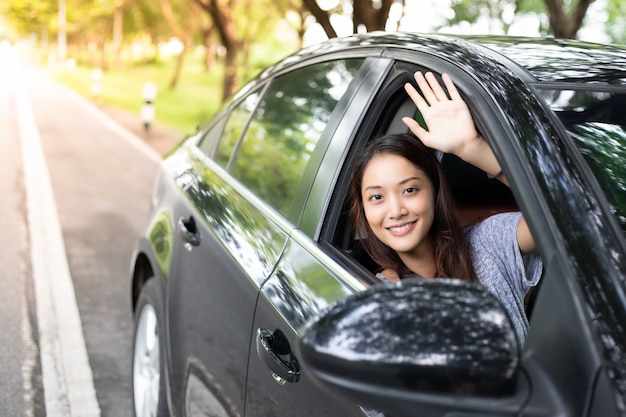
[{"x1": 402, "y1": 72, "x2": 481, "y2": 157}]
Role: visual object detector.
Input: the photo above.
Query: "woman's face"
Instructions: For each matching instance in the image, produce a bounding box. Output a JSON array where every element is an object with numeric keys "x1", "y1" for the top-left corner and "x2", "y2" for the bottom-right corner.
[{"x1": 361, "y1": 153, "x2": 436, "y2": 257}]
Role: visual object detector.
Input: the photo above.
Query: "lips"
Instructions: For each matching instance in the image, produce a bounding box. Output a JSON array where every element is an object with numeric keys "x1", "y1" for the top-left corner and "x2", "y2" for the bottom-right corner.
[{"x1": 387, "y1": 221, "x2": 416, "y2": 236}]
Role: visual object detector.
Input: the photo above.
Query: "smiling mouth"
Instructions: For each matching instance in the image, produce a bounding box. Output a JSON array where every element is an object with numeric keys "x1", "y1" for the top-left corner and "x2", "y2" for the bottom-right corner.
[{"x1": 387, "y1": 222, "x2": 415, "y2": 234}]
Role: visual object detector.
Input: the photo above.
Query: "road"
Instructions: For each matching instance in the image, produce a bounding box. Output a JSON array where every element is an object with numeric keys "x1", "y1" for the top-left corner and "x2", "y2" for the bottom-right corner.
[{"x1": 0, "y1": 43, "x2": 184, "y2": 417}]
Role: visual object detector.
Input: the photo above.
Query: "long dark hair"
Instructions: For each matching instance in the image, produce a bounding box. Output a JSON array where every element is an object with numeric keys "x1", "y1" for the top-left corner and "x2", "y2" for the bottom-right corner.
[{"x1": 349, "y1": 133, "x2": 477, "y2": 282}]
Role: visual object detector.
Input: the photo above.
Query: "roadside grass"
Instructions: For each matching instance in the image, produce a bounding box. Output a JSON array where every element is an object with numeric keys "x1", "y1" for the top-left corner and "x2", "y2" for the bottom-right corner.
[
  {"x1": 49, "y1": 53, "x2": 226, "y2": 134},
  {"x1": 48, "y1": 40, "x2": 297, "y2": 133}
]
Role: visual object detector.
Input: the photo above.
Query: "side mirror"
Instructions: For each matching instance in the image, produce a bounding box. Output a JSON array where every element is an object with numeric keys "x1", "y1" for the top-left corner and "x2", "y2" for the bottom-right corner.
[{"x1": 297, "y1": 278, "x2": 524, "y2": 417}]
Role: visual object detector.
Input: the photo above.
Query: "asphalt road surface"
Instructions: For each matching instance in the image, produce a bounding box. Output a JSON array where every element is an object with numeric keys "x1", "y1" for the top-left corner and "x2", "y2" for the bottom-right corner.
[{"x1": 0, "y1": 43, "x2": 185, "y2": 417}]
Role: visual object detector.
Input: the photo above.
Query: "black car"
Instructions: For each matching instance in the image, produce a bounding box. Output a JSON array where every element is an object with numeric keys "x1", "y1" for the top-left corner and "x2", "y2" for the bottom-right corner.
[{"x1": 130, "y1": 32, "x2": 626, "y2": 417}]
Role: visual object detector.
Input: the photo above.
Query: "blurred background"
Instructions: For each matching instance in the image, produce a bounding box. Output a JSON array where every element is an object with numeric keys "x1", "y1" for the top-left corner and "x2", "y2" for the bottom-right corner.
[
  {"x1": 0, "y1": 3, "x2": 624, "y2": 416},
  {"x1": 1, "y1": 0, "x2": 623, "y2": 134}
]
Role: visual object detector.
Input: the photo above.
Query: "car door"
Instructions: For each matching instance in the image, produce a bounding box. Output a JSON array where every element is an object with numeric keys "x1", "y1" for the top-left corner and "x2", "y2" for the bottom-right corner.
[
  {"x1": 166, "y1": 56, "x2": 372, "y2": 416},
  {"x1": 243, "y1": 57, "x2": 395, "y2": 417},
  {"x1": 163, "y1": 140, "x2": 289, "y2": 417}
]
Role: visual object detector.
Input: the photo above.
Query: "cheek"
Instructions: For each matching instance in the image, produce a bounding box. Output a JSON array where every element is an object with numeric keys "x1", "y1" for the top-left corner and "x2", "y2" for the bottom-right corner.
[
  {"x1": 415, "y1": 192, "x2": 436, "y2": 221},
  {"x1": 426, "y1": 196, "x2": 437, "y2": 226},
  {"x1": 363, "y1": 202, "x2": 383, "y2": 227},
  {"x1": 362, "y1": 204, "x2": 375, "y2": 224}
]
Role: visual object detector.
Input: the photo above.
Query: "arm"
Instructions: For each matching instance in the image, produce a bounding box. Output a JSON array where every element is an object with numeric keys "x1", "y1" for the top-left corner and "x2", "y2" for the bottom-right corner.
[{"x1": 402, "y1": 71, "x2": 535, "y2": 253}]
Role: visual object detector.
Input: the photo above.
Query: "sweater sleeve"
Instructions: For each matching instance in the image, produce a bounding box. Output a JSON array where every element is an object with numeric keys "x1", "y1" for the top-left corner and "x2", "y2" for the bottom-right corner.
[{"x1": 465, "y1": 212, "x2": 543, "y2": 343}]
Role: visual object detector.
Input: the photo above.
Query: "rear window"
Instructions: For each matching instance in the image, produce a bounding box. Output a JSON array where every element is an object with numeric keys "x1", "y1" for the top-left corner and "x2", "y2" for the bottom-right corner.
[
  {"x1": 542, "y1": 90, "x2": 626, "y2": 234},
  {"x1": 223, "y1": 58, "x2": 364, "y2": 216}
]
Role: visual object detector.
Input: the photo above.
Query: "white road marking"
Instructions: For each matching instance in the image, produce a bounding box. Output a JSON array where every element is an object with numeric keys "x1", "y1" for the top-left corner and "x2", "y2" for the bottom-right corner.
[
  {"x1": 20, "y1": 282, "x2": 36, "y2": 417},
  {"x1": 17, "y1": 87, "x2": 101, "y2": 417}
]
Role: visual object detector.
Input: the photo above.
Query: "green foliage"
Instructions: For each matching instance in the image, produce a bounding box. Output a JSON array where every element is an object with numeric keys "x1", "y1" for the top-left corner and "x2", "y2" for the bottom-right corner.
[
  {"x1": 606, "y1": 0, "x2": 626, "y2": 45},
  {"x1": 447, "y1": 0, "x2": 525, "y2": 32},
  {"x1": 449, "y1": 0, "x2": 482, "y2": 24},
  {"x1": 514, "y1": 0, "x2": 550, "y2": 34},
  {"x1": 49, "y1": 50, "x2": 224, "y2": 133},
  {"x1": 515, "y1": 0, "x2": 546, "y2": 14},
  {"x1": 446, "y1": 0, "x2": 605, "y2": 38},
  {"x1": 7, "y1": 0, "x2": 624, "y2": 135},
  {"x1": 2, "y1": 0, "x2": 57, "y2": 36}
]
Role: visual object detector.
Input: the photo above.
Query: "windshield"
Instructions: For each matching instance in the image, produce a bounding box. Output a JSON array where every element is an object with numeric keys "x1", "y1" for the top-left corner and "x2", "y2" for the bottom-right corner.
[{"x1": 540, "y1": 89, "x2": 626, "y2": 235}]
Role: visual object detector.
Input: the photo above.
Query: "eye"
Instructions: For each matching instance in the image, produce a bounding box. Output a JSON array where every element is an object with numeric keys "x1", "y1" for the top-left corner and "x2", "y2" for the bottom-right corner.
[
  {"x1": 404, "y1": 186, "x2": 419, "y2": 195},
  {"x1": 367, "y1": 194, "x2": 383, "y2": 202}
]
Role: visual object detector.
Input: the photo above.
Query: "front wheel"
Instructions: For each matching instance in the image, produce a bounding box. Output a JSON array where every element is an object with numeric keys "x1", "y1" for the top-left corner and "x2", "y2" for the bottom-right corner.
[{"x1": 132, "y1": 279, "x2": 169, "y2": 417}]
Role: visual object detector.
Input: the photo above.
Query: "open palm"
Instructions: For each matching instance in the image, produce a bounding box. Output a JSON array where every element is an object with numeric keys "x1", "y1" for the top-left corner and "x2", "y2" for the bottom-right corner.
[{"x1": 402, "y1": 72, "x2": 480, "y2": 156}]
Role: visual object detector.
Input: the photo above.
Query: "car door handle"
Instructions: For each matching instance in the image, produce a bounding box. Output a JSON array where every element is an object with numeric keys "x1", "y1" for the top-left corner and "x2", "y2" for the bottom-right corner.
[
  {"x1": 178, "y1": 215, "x2": 201, "y2": 246},
  {"x1": 256, "y1": 328, "x2": 300, "y2": 384}
]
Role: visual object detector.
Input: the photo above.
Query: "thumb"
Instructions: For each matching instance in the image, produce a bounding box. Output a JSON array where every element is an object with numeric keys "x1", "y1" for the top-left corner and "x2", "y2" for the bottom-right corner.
[{"x1": 402, "y1": 117, "x2": 428, "y2": 139}]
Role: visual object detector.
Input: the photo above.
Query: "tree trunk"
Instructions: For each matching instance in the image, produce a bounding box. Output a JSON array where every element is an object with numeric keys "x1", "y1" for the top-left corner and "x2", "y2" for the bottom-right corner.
[
  {"x1": 170, "y1": 42, "x2": 188, "y2": 89},
  {"x1": 202, "y1": 27, "x2": 216, "y2": 72},
  {"x1": 159, "y1": 0, "x2": 196, "y2": 89},
  {"x1": 301, "y1": 0, "x2": 338, "y2": 38},
  {"x1": 99, "y1": 41, "x2": 108, "y2": 71},
  {"x1": 543, "y1": 0, "x2": 596, "y2": 38},
  {"x1": 223, "y1": 47, "x2": 238, "y2": 101},
  {"x1": 113, "y1": 7, "x2": 123, "y2": 70},
  {"x1": 194, "y1": 0, "x2": 243, "y2": 100},
  {"x1": 353, "y1": 0, "x2": 396, "y2": 32}
]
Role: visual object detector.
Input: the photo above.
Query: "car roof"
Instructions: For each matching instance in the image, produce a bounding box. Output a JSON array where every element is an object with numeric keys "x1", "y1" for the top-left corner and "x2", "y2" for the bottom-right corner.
[
  {"x1": 460, "y1": 34, "x2": 626, "y2": 85},
  {"x1": 264, "y1": 32, "x2": 626, "y2": 88}
]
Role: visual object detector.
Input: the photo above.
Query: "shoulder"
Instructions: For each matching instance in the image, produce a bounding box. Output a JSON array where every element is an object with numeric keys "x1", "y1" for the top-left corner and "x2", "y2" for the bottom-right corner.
[
  {"x1": 465, "y1": 212, "x2": 522, "y2": 242},
  {"x1": 473, "y1": 211, "x2": 522, "y2": 229}
]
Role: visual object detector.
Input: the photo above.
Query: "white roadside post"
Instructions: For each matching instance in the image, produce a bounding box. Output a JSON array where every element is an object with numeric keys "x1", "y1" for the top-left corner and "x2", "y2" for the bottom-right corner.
[{"x1": 141, "y1": 82, "x2": 157, "y2": 133}]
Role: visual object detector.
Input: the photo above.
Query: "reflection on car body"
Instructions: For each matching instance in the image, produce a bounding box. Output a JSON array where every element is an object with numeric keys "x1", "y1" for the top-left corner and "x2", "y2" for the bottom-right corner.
[{"x1": 130, "y1": 32, "x2": 626, "y2": 417}]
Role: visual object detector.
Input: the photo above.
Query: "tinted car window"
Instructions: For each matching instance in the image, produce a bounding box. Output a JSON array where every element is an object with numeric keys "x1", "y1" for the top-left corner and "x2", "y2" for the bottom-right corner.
[
  {"x1": 215, "y1": 91, "x2": 262, "y2": 168},
  {"x1": 198, "y1": 114, "x2": 228, "y2": 157},
  {"x1": 229, "y1": 59, "x2": 364, "y2": 216},
  {"x1": 543, "y1": 90, "x2": 626, "y2": 234}
]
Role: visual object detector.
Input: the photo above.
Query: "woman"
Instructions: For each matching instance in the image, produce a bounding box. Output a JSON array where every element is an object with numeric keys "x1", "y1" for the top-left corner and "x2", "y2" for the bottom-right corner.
[{"x1": 349, "y1": 72, "x2": 542, "y2": 343}]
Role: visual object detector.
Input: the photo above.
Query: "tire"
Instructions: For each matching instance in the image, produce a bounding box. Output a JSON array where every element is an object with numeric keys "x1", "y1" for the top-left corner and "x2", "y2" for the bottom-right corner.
[{"x1": 132, "y1": 279, "x2": 170, "y2": 417}]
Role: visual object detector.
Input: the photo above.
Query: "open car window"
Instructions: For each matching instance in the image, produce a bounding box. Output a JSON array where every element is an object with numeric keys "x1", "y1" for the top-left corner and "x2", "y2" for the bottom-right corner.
[{"x1": 321, "y1": 67, "x2": 518, "y2": 277}]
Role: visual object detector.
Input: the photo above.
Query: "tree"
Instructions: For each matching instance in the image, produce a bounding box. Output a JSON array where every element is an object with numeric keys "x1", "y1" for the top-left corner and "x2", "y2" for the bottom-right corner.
[
  {"x1": 446, "y1": 0, "x2": 597, "y2": 39},
  {"x1": 193, "y1": 0, "x2": 290, "y2": 100},
  {"x1": 132, "y1": 0, "x2": 173, "y2": 62},
  {"x1": 447, "y1": 0, "x2": 515, "y2": 33},
  {"x1": 544, "y1": 0, "x2": 596, "y2": 38},
  {"x1": 158, "y1": 0, "x2": 204, "y2": 88},
  {"x1": 1, "y1": 0, "x2": 57, "y2": 49},
  {"x1": 604, "y1": 0, "x2": 625, "y2": 44},
  {"x1": 301, "y1": 0, "x2": 404, "y2": 39},
  {"x1": 65, "y1": 0, "x2": 138, "y2": 69},
  {"x1": 279, "y1": 1, "x2": 314, "y2": 49},
  {"x1": 193, "y1": 0, "x2": 243, "y2": 100},
  {"x1": 301, "y1": 0, "x2": 338, "y2": 38},
  {"x1": 352, "y1": 0, "x2": 399, "y2": 32}
]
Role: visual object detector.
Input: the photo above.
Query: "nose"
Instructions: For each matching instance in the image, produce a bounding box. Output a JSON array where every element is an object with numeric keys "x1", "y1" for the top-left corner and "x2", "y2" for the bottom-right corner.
[{"x1": 387, "y1": 195, "x2": 407, "y2": 219}]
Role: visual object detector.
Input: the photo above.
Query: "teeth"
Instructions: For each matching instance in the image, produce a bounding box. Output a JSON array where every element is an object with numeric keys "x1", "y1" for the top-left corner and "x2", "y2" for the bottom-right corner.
[{"x1": 389, "y1": 224, "x2": 411, "y2": 233}]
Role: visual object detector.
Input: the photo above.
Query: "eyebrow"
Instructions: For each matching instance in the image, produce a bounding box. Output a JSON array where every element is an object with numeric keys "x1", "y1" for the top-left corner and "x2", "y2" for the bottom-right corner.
[{"x1": 363, "y1": 176, "x2": 422, "y2": 191}]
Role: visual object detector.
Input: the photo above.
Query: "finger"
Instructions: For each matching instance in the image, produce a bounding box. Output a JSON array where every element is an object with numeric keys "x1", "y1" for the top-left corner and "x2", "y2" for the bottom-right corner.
[
  {"x1": 441, "y1": 73, "x2": 462, "y2": 101},
  {"x1": 413, "y1": 71, "x2": 438, "y2": 105},
  {"x1": 404, "y1": 82, "x2": 429, "y2": 112},
  {"x1": 425, "y1": 72, "x2": 450, "y2": 102}
]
